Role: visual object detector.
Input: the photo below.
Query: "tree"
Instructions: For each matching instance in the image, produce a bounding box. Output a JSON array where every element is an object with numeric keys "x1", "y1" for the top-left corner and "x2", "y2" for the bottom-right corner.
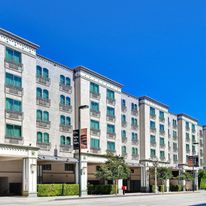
[
  {"x1": 198, "y1": 169, "x2": 206, "y2": 189},
  {"x1": 96, "y1": 154, "x2": 130, "y2": 194}
]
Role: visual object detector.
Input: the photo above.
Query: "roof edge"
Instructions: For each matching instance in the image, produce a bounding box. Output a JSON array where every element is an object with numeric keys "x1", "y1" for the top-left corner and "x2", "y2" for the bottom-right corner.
[{"x1": 139, "y1": 96, "x2": 169, "y2": 109}]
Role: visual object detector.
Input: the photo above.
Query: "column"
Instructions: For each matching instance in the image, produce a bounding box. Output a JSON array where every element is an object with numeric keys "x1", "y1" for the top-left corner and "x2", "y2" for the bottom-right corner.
[
  {"x1": 194, "y1": 170, "x2": 199, "y2": 191},
  {"x1": 22, "y1": 157, "x2": 37, "y2": 197},
  {"x1": 118, "y1": 179, "x2": 123, "y2": 195},
  {"x1": 141, "y1": 166, "x2": 149, "y2": 192},
  {"x1": 180, "y1": 169, "x2": 186, "y2": 191},
  {"x1": 166, "y1": 179, "x2": 170, "y2": 192},
  {"x1": 75, "y1": 162, "x2": 79, "y2": 184},
  {"x1": 81, "y1": 160, "x2": 88, "y2": 196}
]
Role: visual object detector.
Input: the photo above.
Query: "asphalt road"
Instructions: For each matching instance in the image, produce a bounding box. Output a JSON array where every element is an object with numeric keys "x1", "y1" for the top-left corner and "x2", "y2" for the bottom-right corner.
[{"x1": 0, "y1": 191, "x2": 206, "y2": 206}]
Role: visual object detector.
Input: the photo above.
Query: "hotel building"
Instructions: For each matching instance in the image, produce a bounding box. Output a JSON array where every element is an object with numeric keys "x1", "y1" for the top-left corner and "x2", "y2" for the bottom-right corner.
[{"x1": 0, "y1": 28, "x2": 205, "y2": 196}]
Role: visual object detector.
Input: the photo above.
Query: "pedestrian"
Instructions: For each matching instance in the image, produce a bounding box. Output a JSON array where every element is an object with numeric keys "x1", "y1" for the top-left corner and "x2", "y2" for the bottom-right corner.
[{"x1": 122, "y1": 185, "x2": 127, "y2": 195}]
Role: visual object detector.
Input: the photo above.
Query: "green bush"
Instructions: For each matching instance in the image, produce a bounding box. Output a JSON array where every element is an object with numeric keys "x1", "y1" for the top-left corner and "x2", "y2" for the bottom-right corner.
[
  {"x1": 200, "y1": 178, "x2": 206, "y2": 189},
  {"x1": 37, "y1": 184, "x2": 79, "y2": 197},
  {"x1": 88, "y1": 184, "x2": 116, "y2": 195},
  {"x1": 170, "y1": 185, "x2": 183, "y2": 192},
  {"x1": 151, "y1": 185, "x2": 156, "y2": 193},
  {"x1": 159, "y1": 185, "x2": 166, "y2": 192}
]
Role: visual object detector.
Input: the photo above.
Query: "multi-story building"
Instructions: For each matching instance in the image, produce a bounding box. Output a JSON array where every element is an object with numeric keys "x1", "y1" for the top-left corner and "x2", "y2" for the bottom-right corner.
[{"x1": 0, "y1": 28, "x2": 205, "y2": 196}]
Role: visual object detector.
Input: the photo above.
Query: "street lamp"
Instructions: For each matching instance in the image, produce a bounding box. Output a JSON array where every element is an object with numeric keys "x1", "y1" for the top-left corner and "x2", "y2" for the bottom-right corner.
[
  {"x1": 78, "y1": 105, "x2": 89, "y2": 197},
  {"x1": 151, "y1": 157, "x2": 159, "y2": 193},
  {"x1": 192, "y1": 142, "x2": 199, "y2": 192}
]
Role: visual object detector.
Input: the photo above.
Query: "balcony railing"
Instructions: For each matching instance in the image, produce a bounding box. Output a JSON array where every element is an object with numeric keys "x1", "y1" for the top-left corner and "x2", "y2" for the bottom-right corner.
[
  {"x1": 159, "y1": 117, "x2": 165, "y2": 122},
  {"x1": 107, "y1": 114, "x2": 116, "y2": 122},
  {"x1": 36, "y1": 76, "x2": 50, "y2": 86},
  {"x1": 150, "y1": 141, "x2": 156, "y2": 147},
  {"x1": 159, "y1": 130, "x2": 165, "y2": 135},
  {"x1": 5, "y1": 110, "x2": 23, "y2": 121},
  {"x1": 59, "y1": 124, "x2": 72, "y2": 133},
  {"x1": 132, "y1": 139, "x2": 138, "y2": 145},
  {"x1": 36, "y1": 120, "x2": 51, "y2": 129},
  {"x1": 150, "y1": 128, "x2": 156, "y2": 133},
  {"x1": 90, "y1": 109, "x2": 100, "y2": 118},
  {"x1": 36, "y1": 98, "x2": 51, "y2": 107},
  {"x1": 186, "y1": 149, "x2": 190, "y2": 153},
  {"x1": 37, "y1": 142, "x2": 51, "y2": 151},
  {"x1": 160, "y1": 157, "x2": 166, "y2": 161},
  {"x1": 90, "y1": 91, "x2": 100, "y2": 100},
  {"x1": 60, "y1": 144, "x2": 73, "y2": 153},
  {"x1": 186, "y1": 127, "x2": 190, "y2": 132},
  {"x1": 122, "y1": 152, "x2": 128, "y2": 158},
  {"x1": 106, "y1": 98, "x2": 116, "y2": 106},
  {"x1": 173, "y1": 124, "x2": 177, "y2": 129},
  {"x1": 59, "y1": 84, "x2": 72, "y2": 94},
  {"x1": 121, "y1": 121, "x2": 127, "y2": 128},
  {"x1": 90, "y1": 128, "x2": 101, "y2": 137},
  {"x1": 90, "y1": 147, "x2": 101, "y2": 154},
  {"x1": 106, "y1": 149, "x2": 116, "y2": 154},
  {"x1": 122, "y1": 137, "x2": 127, "y2": 143},
  {"x1": 5, "y1": 136, "x2": 23, "y2": 145},
  {"x1": 160, "y1": 143, "x2": 166, "y2": 149},
  {"x1": 132, "y1": 154, "x2": 139, "y2": 160},
  {"x1": 192, "y1": 128, "x2": 196, "y2": 133},
  {"x1": 131, "y1": 124, "x2": 138, "y2": 130},
  {"x1": 4, "y1": 59, "x2": 23, "y2": 73},
  {"x1": 173, "y1": 147, "x2": 178, "y2": 152},
  {"x1": 59, "y1": 103, "x2": 72, "y2": 113},
  {"x1": 131, "y1": 109, "x2": 138, "y2": 116},
  {"x1": 186, "y1": 138, "x2": 190, "y2": 142},
  {"x1": 5, "y1": 84, "x2": 23, "y2": 97},
  {"x1": 121, "y1": 106, "x2": 127, "y2": 113},
  {"x1": 107, "y1": 132, "x2": 116, "y2": 140},
  {"x1": 173, "y1": 135, "x2": 177, "y2": 140},
  {"x1": 150, "y1": 113, "x2": 156, "y2": 119}
]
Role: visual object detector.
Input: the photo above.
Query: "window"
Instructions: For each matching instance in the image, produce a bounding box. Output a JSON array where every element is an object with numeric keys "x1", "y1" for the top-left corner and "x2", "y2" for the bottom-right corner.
[
  {"x1": 132, "y1": 133, "x2": 138, "y2": 141},
  {"x1": 36, "y1": 87, "x2": 42, "y2": 98},
  {"x1": 131, "y1": 118, "x2": 137, "y2": 126},
  {"x1": 159, "y1": 111, "x2": 164, "y2": 119},
  {"x1": 37, "y1": 132, "x2": 43, "y2": 143},
  {"x1": 66, "y1": 97, "x2": 71, "y2": 105},
  {"x1": 107, "y1": 124, "x2": 115, "y2": 134},
  {"x1": 5, "y1": 73, "x2": 22, "y2": 88},
  {"x1": 121, "y1": 114, "x2": 126, "y2": 123},
  {"x1": 60, "y1": 95, "x2": 65, "y2": 105},
  {"x1": 173, "y1": 143, "x2": 177, "y2": 150},
  {"x1": 192, "y1": 135, "x2": 196, "y2": 143},
  {"x1": 107, "y1": 141, "x2": 115, "y2": 151},
  {"x1": 60, "y1": 136, "x2": 71, "y2": 145},
  {"x1": 131, "y1": 103, "x2": 137, "y2": 111},
  {"x1": 44, "y1": 133, "x2": 49, "y2": 143},
  {"x1": 90, "y1": 82, "x2": 99, "y2": 94},
  {"x1": 121, "y1": 99, "x2": 126, "y2": 107},
  {"x1": 192, "y1": 145, "x2": 195, "y2": 153},
  {"x1": 122, "y1": 130, "x2": 126, "y2": 138},
  {"x1": 90, "y1": 120, "x2": 100, "y2": 130},
  {"x1": 36, "y1": 88, "x2": 49, "y2": 100},
  {"x1": 43, "y1": 68, "x2": 49, "y2": 79},
  {"x1": 60, "y1": 75, "x2": 71, "y2": 87},
  {"x1": 159, "y1": 124, "x2": 164, "y2": 132},
  {"x1": 160, "y1": 151, "x2": 165, "y2": 158},
  {"x1": 173, "y1": 154, "x2": 178, "y2": 162},
  {"x1": 66, "y1": 77, "x2": 71, "y2": 86},
  {"x1": 122, "y1": 146, "x2": 127, "y2": 155},
  {"x1": 65, "y1": 164, "x2": 75, "y2": 172},
  {"x1": 186, "y1": 144, "x2": 190, "y2": 152},
  {"x1": 91, "y1": 101, "x2": 99, "y2": 112},
  {"x1": 150, "y1": 135, "x2": 156, "y2": 143},
  {"x1": 90, "y1": 138, "x2": 100, "y2": 149},
  {"x1": 6, "y1": 98, "x2": 22, "y2": 112},
  {"x1": 60, "y1": 75, "x2": 65, "y2": 85},
  {"x1": 192, "y1": 124, "x2": 195, "y2": 131},
  {"x1": 6, "y1": 124, "x2": 21, "y2": 138},
  {"x1": 107, "y1": 89, "x2": 115, "y2": 100},
  {"x1": 150, "y1": 107, "x2": 155, "y2": 116},
  {"x1": 160, "y1": 137, "x2": 165, "y2": 145},
  {"x1": 42, "y1": 164, "x2": 51, "y2": 171},
  {"x1": 186, "y1": 133, "x2": 190, "y2": 140},
  {"x1": 173, "y1": 131, "x2": 177, "y2": 137},
  {"x1": 150, "y1": 121, "x2": 155, "y2": 129},
  {"x1": 43, "y1": 89, "x2": 49, "y2": 100},
  {"x1": 36, "y1": 110, "x2": 49, "y2": 122},
  {"x1": 185, "y1": 122, "x2": 190, "y2": 129},
  {"x1": 107, "y1": 106, "x2": 115, "y2": 116},
  {"x1": 37, "y1": 132, "x2": 49, "y2": 144},
  {"x1": 6, "y1": 47, "x2": 21, "y2": 65},
  {"x1": 132, "y1": 147, "x2": 138, "y2": 156},
  {"x1": 36, "y1": 66, "x2": 42, "y2": 77},
  {"x1": 173, "y1": 119, "x2": 177, "y2": 127},
  {"x1": 43, "y1": 111, "x2": 49, "y2": 122},
  {"x1": 150, "y1": 149, "x2": 156, "y2": 157}
]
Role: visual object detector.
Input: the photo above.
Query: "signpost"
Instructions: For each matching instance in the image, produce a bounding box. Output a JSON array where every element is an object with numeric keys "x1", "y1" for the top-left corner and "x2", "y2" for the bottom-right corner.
[{"x1": 73, "y1": 129, "x2": 79, "y2": 150}]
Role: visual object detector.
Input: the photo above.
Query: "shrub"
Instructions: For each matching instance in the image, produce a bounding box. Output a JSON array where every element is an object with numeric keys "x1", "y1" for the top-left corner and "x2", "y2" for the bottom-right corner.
[
  {"x1": 88, "y1": 184, "x2": 116, "y2": 195},
  {"x1": 200, "y1": 178, "x2": 206, "y2": 189},
  {"x1": 151, "y1": 185, "x2": 156, "y2": 193},
  {"x1": 63, "y1": 184, "x2": 79, "y2": 196},
  {"x1": 159, "y1": 185, "x2": 166, "y2": 192},
  {"x1": 170, "y1": 185, "x2": 183, "y2": 192}
]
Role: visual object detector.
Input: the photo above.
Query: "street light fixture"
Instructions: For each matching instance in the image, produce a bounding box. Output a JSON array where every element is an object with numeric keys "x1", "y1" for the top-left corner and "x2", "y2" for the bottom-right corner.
[
  {"x1": 78, "y1": 105, "x2": 89, "y2": 197},
  {"x1": 151, "y1": 157, "x2": 159, "y2": 193}
]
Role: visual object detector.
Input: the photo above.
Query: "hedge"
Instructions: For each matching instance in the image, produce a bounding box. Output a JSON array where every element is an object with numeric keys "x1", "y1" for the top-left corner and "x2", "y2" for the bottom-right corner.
[
  {"x1": 170, "y1": 185, "x2": 183, "y2": 192},
  {"x1": 200, "y1": 178, "x2": 206, "y2": 189},
  {"x1": 88, "y1": 184, "x2": 116, "y2": 195},
  {"x1": 37, "y1": 184, "x2": 79, "y2": 197}
]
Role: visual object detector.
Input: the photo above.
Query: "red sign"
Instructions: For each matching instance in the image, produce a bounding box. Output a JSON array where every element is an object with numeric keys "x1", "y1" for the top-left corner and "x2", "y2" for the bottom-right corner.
[{"x1": 81, "y1": 128, "x2": 87, "y2": 149}]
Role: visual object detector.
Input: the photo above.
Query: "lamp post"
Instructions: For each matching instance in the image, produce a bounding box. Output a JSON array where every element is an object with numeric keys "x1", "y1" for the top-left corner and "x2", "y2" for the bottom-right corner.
[
  {"x1": 78, "y1": 105, "x2": 89, "y2": 197},
  {"x1": 151, "y1": 157, "x2": 159, "y2": 193},
  {"x1": 192, "y1": 142, "x2": 199, "y2": 192}
]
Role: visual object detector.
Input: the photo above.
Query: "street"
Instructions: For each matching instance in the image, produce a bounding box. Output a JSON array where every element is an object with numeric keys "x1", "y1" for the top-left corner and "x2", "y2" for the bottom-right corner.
[{"x1": 0, "y1": 192, "x2": 206, "y2": 206}]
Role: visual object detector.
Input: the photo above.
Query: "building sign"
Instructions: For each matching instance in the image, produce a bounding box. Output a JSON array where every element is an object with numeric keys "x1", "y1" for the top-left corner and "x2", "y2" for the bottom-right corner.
[
  {"x1": 73, "y1": 129, "x2": 79, "y2": 150},
  {"x1": 188, "y1": 156, "x2": 193, "y2": 167},
  {"x1": 188, "y1": 155, "x2": 199, "y2": 167},
  {"x1": 81, "y1": 128, "x2": 87, "y2": 149}
]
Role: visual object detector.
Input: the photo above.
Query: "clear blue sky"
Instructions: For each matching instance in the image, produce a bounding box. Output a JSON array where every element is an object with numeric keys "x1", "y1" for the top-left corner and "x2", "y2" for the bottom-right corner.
[{"x1": 1, "y1": 0, "x2": 206, "y2": 124}]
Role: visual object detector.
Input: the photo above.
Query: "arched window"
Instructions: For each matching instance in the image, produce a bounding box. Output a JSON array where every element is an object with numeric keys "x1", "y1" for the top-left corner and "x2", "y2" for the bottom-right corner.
[
  {"x1": 60, "y1": 115, "x2": 65, "y2": 125},
  {"x1": 66, "y1": 97, "x2": 70, "y2": 105},
  {"x1": 43, "y1": 89, "x2": 49, "y2": 100},
  {"x1": 36, "y1": 87, "x2": 42, "y2": 98},
  {"x1": 66, "y1": 117, "x2": 71, "y2": 125},
  {"x1": 43, "y1": 111, "x2": 49, "y2": 122},
  {"x1": 60, "y1": 135, "x2": 65, "y2": 145},
  {"x1": 36, "y1": 66, "x2": 42, "y2": 77},
  {"x1": 66, "y1": 136, "x2": 71, "y2": 145},
  {"x1": 60, "y1": 95, "x2": 65, "y2": 105},
  {"x1": 37, "y1": 110, "x2": 42, "y2": 121},
  {"x1": 66, "y1": 77, "x2": 71, "y2": 86},
  {"x1": 37, "y1": 132, "x2": 42, "y2": 143},
  {"x1": 43, "y1": 68, "x2": 49, "y2": 79},
  {"x1": 60, "y1": 75, "x2": 65, "y2": 85},
  {"x1": 44, "y1": 133, "x2": 49, "y2": 143}
]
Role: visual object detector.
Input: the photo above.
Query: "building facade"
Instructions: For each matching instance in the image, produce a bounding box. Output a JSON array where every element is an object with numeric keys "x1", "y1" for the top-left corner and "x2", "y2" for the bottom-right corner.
[{"x1": 0, "y1": 28, "x2": 205, "y2": 196}]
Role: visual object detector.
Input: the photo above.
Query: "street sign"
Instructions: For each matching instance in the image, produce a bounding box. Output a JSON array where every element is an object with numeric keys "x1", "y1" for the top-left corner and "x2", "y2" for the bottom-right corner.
[
  {"x1": 81, "y1": 128, "x2": 87, "y2": 149},
  {"x1": 73, "y1": 129, "x2": 79, "y2": 150},
  {"x1": 188, "y1": 155, "x2": 199, "y2": 167}
]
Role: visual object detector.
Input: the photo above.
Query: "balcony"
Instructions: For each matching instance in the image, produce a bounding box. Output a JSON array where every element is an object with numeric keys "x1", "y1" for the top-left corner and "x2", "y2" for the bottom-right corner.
[
  {"x1": 90, "y1": 128, "x2": 101, "y2": 137},
  {"x1": 160, "y1": 156, "x2": 166, "y2": 161},
  {"x1": 107, "y1": 114, "x2": 116, "y2": 122},
  {"x1": 59, "y1": 103, "x2": 72, "y2": 113},
  {"x1": 131, "y1": 124, "x2": 138, "y2": 130},
  {"x1": 132, "y1": 154, "x2": 139, "y2": 160},
  {"x1": 5, "y1": 136, "x2": 23, "y2": 145},
  {"x1": 150, "y1": 141, "x2": 156, "y2": 147},
  {"x1": 4, "y1": 59, "x2": 23, "y2": 73},
  {"x1": 159, "y1": 117, "x2": 165, "y2": 123},
  {"x1": 122, "y1": 152, "x2": 128, "y2": 158},
  {"x1": 159, "y1": 130, "x2": 165, "y2": 135},
  {"x1": 36, "y1": 76, "x2": 50, "y2": 86},
  {"x1": 131, "y1": 109, "x2": 138, "y2": 116},
  {"x1": 36, "y1": 120, "x2": 51, "y2": 129},
  {"x1": 37, "y1": 142, "x2": 51, "y2": 151},
  {"x1": 60, "y1": 144, "x2": 73, "y2": 153},
  {"x1": 186, "y1": 127, "x2": 190, "y2": 132},
  {"x1": 122, "y1": 137, "x2": 127, "y2": 143},
  {"x1": 121, "y1": 121, "x2": 127, "y2": 128},
  {"x1": 132, "y1": 139, "x2": 138, "y2": 145},
  {"x1": 59, "y1": 124, "x2": 72, "y2": 133},
  {"x1": 121, "y1": 106, "x2": 127, "y2": 113},
  {"x1": 90, "y1": 109, "x2": 100, "y2": 118},
  {"x1": 192, "y1": 128, "x2": 196, "y2": 133},
  {"x1": 173, "y1": 147, "x2": 178, "y2": 152},
  {"x1": 173, "y1": 134, "x2": 177, "y2": 141},
  {"x1": 173, "y1": 124, "x2": 177, "y2": 129},
  {"x1": 160, "y1": 143, "x2": 166, "y2": 149},
  {"x1": 90, "y1": 147, "x2": 101, "y2": 154},
  {"x1": 186, "y1": 138, "x2": 190, "y2": 142},
  {"x1": 150, "y1": 128, "x2": 156, "y2": 133},
  {"x1": 173, "y1": 159, "x2": 178, "y2": 164},
  {"x1": 5, "y1": 84, "x2": 23, "y2": 97},
  {"x1": 106, "y1": 149, "x2": 116, "y2": 155},
  {"x1": 150, "y1": 113, "x2": 156, "y2": 120},
  {"x1": 36, "y1": 97, "x2": 51, "y2": 107},
  {"x1": 90, "y1": 91, "x2": 100, "y2": 100},
  {"x1": 186, "y1": 149, "x2": 190, "y2": 153},
  {"x1": 59, "y1": 84, "x2": 72, "y2": 94},
  {"x1": 106, "y1": 98, "x2": 116, "y2": 106},
  {"x1": 192, "y1": 150, "x2": 196, "y2": 155},
  {"x1": 107, "y1": 132, "x2": 116, "y2": 140},
  {"x1": 5, "y1": 110, "x2": 23, "y2": 121}
]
